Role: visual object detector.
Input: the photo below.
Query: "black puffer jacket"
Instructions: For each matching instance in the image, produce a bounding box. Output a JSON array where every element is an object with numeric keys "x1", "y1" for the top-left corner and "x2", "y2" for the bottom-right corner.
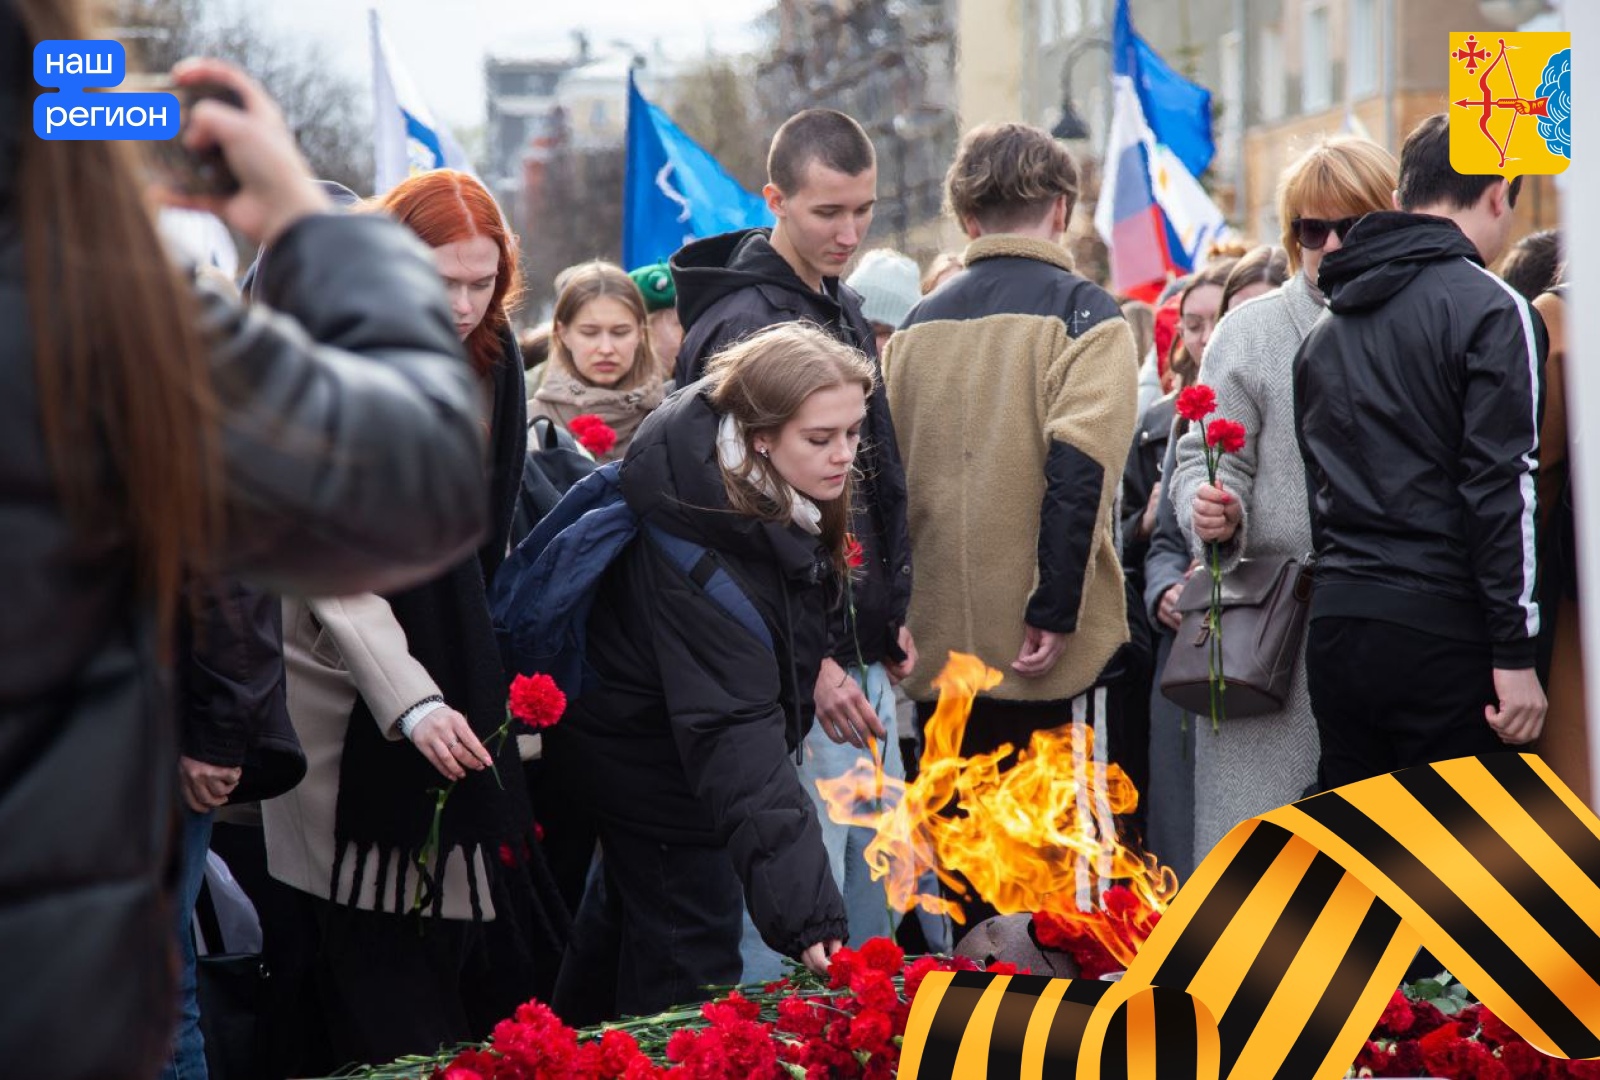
[
  {"x1": 1294, "y1": 212, "x2": 1547, "y2": 667},
  {"x1": 547, "y1": 386, "x2": 849, "y2": 957},
  {"x1": 0, "y1": 202, "x2": 486, "y2": 1077},
  {"x1": 671, "y1": 229, "x2": 912, "y2": 666}
]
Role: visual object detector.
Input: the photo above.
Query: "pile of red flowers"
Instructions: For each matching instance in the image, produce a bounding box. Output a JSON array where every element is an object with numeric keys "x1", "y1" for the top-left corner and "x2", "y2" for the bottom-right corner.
[
  {"x1": 1032, "y1": 885, "x2": 1162, "y2": 979},
  {"x1": 1351, "y1": 990, "x2": 1600, "y2": 1078},
  {"x1": 568, "y1": 414, "x2": 618, "y2": 457},
  {"x1": 429, "y1": 939, "x2": 1005, "y2": 1080}
]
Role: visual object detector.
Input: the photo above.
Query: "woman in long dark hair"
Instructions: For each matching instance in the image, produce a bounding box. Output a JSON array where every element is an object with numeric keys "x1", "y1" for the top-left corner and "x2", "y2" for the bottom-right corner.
[
  {"x1": 547, "y1": 322, "x2": 871, "y2": 1022},
  {"x1": 1, "y1": 4, "x2": 490, "y2": 1076}
]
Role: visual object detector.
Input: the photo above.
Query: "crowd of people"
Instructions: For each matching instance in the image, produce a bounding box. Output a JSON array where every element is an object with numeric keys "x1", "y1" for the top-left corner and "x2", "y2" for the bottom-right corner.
[{"x1": 0, "y1": 2, "x2": 1579, "y2": 1078}]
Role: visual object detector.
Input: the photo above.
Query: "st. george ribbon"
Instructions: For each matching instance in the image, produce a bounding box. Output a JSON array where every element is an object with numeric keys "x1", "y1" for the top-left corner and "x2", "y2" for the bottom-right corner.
[{"x1": 899, "y1": 753, "x2": 1600, "y2": 1079}]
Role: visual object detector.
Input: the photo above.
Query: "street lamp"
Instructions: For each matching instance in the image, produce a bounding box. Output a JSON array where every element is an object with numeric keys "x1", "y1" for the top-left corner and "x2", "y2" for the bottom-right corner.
[{"x1": 1052, "y1": 36, "x2": 1112, "y2": 144}]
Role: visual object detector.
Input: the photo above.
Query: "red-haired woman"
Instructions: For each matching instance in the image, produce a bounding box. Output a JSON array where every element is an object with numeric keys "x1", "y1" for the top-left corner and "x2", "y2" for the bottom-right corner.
[{"x1": 263, "y1": 170, "x2": 562, "y2": 1066}]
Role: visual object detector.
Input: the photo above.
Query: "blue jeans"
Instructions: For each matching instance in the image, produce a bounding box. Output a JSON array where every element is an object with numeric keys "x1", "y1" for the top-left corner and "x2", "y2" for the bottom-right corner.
[
  {"x1": 162, "y1": 808, "x2": 214, "y2": 1080},
  {"x1": 740, "y1": 663, "x2": 947, "y2": 980}
]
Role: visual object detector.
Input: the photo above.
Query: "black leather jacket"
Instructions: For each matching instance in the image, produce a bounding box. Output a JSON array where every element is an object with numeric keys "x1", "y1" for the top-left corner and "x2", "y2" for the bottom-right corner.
[{"x1": 0, "y1": 211, "x2": 488, "y2": 1078}]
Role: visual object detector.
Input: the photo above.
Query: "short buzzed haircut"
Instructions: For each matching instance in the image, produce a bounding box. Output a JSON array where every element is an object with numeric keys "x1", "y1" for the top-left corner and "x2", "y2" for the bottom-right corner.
[
  {"x1": 945, "y1": 122, "x2": 1079, "y2": 232},
  {"x1": 1397, "y1": 113, "x2": 1521, "y2": 212},
  {"x1": 767, "y1": 109, "x2": 876, "y2": 194}
]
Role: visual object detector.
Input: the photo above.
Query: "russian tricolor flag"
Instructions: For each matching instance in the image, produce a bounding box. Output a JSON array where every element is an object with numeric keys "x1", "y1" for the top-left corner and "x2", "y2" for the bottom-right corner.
[{"x1": 1093, "y1": 0, "x2": 1228, "y2": 300}]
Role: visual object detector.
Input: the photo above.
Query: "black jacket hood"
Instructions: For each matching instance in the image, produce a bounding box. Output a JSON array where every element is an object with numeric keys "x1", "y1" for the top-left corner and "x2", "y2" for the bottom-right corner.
[
  {"x1": 1319, "y1": 212, "x2": 1482, "y2": 315},
  {"x1": 672, "y1": 227, "x2": 844, "y2": 334},
  {"x1": 620, "y1": 382, "x2": 828, "y2": 586}
]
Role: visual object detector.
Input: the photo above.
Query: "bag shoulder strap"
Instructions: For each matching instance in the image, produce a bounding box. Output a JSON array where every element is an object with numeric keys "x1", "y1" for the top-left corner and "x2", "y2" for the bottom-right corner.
[{"x1": 644, "y1": 524, "x2": 774, "y2": 653}]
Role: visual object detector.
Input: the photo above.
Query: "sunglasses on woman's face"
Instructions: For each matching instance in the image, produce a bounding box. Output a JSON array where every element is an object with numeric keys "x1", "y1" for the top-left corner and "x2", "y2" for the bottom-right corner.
[{"x1": 1293, "y1": 215, "x2": 1363, "y2": 251}]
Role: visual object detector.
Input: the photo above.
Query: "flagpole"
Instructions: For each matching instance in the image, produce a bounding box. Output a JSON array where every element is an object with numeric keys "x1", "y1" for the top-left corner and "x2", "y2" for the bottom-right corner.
[{"x1": 369, "y1": 9, "x2": 383, "y2": 194}]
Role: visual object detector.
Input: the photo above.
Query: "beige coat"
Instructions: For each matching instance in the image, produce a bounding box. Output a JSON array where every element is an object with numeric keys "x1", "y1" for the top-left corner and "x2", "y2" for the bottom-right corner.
[
  {"x1": 881, "y1": 236, "x2": 1137, "y2": 703},
  {"x1": 263, "y1": 594, "x2": 493, "y2": 920}
]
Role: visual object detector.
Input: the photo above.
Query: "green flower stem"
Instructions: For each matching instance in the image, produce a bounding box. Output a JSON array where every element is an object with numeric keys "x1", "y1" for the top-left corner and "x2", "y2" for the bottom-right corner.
[{"x1": 1204, "y1": 447, "x2": 1227, "y2": 733}]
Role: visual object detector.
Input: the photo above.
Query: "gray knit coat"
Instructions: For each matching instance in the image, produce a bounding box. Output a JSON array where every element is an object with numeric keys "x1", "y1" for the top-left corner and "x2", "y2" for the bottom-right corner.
[{"x1": 1169, "y1": 269, "x2": 1326, "y2": 863}]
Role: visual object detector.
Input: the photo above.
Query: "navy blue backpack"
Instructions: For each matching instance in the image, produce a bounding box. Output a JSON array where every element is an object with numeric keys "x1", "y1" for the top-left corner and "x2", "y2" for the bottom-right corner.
[{"x1": 490, "y1": 461, "x2": 772, "y2": 697}]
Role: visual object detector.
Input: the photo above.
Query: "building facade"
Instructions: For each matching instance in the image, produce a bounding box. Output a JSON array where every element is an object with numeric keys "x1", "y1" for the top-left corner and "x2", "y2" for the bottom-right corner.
[
  {"x1": 1238, "y1": 0, "x2": 1561, "y2": 247},
  {"x1": 955, "y1": 0, "x2": 1561, "y2": 258}
]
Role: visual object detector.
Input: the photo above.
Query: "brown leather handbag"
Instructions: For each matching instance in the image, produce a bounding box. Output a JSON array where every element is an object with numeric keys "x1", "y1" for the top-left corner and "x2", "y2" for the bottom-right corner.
[{"x1": 1159, "y1": 555, "x2": 1314, "y2": 717}]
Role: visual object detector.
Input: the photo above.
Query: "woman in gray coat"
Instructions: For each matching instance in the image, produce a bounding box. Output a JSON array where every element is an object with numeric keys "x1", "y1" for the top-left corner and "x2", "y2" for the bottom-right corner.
[{"x1": 1170, "y1": 137, "x2": 1399, "y2": 863}]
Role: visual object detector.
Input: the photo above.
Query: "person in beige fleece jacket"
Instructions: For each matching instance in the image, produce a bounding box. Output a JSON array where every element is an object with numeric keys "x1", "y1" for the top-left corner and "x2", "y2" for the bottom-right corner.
[{"x1": 882, "y1": 123, "x2": 1137, "y2": 937}]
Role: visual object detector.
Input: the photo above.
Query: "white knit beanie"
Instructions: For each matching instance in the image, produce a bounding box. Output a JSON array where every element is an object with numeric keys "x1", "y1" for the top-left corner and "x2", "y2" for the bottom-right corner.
[{"x1": 847, "y1": 249, "x2": 922, "y2": 329}]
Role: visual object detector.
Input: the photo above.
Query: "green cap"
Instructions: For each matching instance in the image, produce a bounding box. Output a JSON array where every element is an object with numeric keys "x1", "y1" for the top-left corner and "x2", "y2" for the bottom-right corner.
[{"x1": 628, "y1": 263, "x2": 676, "y2": 313}]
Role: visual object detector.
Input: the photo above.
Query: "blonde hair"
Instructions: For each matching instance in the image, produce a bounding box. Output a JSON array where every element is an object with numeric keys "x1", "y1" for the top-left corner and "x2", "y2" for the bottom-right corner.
[
  {"x1": 706, "y1": 324, "x2": 877, "y2": 576},
  {"x1": 1276, "y1": 136, "x2": 1399, "y2": 271},
  {"x1": 551, "y1": 261, "x2": 655, "y2": 391},
  {"x1": 921, "y1": 251, "x2": 964, "y2": 294}
]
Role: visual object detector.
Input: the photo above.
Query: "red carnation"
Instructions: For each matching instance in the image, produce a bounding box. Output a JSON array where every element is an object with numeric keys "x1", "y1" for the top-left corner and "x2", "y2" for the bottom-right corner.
[
  {"x1": 508, "y1": 672, "x2": 566, "y2": 730},
  {"x1": 902, "y1": 955, "x2": 943, "y2": 1001},
  {"x1": 1378, "y1": 989, "x2": 1415, "y2": 1035},
  {"x1": 1498, "y1": 1042, "x2": 1551, "y2": 1078},
  {"x1": 1176, "y1": 384, "x2": 1218, "y2": 422},
  {"x1": 1205, "y1": 417, "x2": 1247, "y2": 455},
  {"x1": 844, "y1": 533, "x2": 865, "y2": 569},
  {"x1": 847, "y1": 1009, "x2": 894, "y2": 1053},
  {"x1": 858, "y1": 936, "x2": 904, "y2": 975},
  {"x1": 568, "y1": 413, "x2": 617, "y2": 457}
]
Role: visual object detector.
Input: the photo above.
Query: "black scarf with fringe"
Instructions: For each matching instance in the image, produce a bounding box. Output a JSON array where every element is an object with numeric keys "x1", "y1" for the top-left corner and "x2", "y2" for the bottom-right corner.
[{"x1": 328, "y1": 331, "x2": 565, "y2": 956}]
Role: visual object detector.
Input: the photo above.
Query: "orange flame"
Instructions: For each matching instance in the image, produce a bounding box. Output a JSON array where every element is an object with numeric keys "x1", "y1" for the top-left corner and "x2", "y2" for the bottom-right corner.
[{"x1": 815, "y1": 653, "x2": 1179, "y2": 967}]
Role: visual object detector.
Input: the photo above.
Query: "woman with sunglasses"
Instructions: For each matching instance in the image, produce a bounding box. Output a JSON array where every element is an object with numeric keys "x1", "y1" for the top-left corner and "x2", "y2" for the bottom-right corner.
[{"x1": 1168, "y1": 136, "x2": 1398, "y2": 862}]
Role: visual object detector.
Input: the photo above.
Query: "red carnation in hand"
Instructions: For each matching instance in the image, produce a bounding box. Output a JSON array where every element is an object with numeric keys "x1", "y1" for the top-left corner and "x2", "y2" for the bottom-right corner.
[
  {"x1": 568, "y1": 413, "x2": 618, "y2": 457},
  {"x1": 1176, "y1": 384, "x2": 1218, "y2": 422},
  {"x1": 508, "y1": 672, "x2": 566, "y2": 729},
  {"x1": 844, "y1": 533, "x2": 865, "y2": 569},
  {"x1": 1205, "y1": 417, "x2": 1247, "y2": 455}
]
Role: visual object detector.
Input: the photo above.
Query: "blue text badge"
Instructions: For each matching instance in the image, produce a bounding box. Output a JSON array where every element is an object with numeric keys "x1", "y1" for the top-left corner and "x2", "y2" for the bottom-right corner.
[
  {"x1": 34, "y1": 92, "x2": 181, "y2": 140},
  {"x1": 33, "y1": 39, "x2": 125, "y2": 89}
]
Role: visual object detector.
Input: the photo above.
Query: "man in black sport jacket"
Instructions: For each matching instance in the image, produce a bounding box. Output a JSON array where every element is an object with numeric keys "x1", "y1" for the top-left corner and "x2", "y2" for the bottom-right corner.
[{"x1": 1294, "y1": 113, "x2": 1547, "y2": 788}]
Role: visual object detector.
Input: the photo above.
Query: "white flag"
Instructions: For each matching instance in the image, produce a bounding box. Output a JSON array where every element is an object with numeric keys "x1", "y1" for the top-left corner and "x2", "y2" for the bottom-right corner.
[{"x1": 370, "y1": 9, "x2": 472, "y2": 194}]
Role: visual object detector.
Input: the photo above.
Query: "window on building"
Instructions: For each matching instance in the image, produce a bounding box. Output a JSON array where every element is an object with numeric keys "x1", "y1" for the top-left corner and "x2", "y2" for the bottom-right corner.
[
  {"x1": 1303, "y1": 3, "x2": 1332, "y2": 113},
  {"x1": 1038, "y1": 0, "x2": 1062, "y2": 46},
  {"x1": 1260, "y1": 25, "x2": 1285, "y2": 121},
  {"x1": 1065, "y1": 0, "x2": 1083, "y2": 36},
  {"x1": 1349, "y1": 0, "x2": 1378, "y2": 98},
  {"x1": 1218, "y1": 31, "x2": 1242, "y2": 175}
]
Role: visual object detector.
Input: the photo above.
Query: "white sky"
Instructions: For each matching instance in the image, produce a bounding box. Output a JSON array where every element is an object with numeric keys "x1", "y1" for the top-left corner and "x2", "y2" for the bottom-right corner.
[{"x1": 227, "y1": 0, "x2": 769, "y2": 130}]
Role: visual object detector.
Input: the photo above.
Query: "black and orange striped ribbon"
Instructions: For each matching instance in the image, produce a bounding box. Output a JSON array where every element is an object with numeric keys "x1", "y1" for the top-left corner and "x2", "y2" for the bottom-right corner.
[{"x1": 899, "y1": 753, "x2": 1600, "y2": 1079}]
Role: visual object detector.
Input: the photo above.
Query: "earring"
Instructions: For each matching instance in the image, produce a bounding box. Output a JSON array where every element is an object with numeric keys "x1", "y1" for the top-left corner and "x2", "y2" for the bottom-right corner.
[{"x1": 757, "y1": 446, "x2": 771, "y2": 458}]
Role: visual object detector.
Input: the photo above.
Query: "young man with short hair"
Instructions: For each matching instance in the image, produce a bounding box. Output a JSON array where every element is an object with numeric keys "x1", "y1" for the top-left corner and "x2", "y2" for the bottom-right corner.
[
  {"x1": 881, "y1": 122, "x2": 1138, "y2": 935},
  {"x1": 670, "y1": 108, "x2": 916, "y2": 971},
  {"x1": 1294, "y1": 113, "x2": 1547, "y2": 788}
]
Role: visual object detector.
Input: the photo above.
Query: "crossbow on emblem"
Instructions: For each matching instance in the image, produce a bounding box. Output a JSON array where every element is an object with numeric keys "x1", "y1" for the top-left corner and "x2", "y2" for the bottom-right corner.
[{"x1": 1452, "y1": 36, "x2": 1550, "y2": 168}]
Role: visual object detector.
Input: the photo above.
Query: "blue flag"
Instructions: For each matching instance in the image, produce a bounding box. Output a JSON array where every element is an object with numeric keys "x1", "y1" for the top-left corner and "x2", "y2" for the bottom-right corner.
[
  {"x1": 1095, "y1": 0, "x2": 1226, "y2": 292},
  {"x1": 623, "y1": 73, "x2": 772, "y2": 270},
  {"x1": 1117, "y1": 0, "x2": 1215, "y2": 180}
]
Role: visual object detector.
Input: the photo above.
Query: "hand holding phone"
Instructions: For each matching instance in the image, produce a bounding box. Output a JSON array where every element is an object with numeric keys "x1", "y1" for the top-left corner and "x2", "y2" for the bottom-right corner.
[
  {"x1": 159, "y1": 58, "x2": 332, "y2": 246},
  {"x1": 149, "y1": 78, "x2": 243, "y2": 198}
]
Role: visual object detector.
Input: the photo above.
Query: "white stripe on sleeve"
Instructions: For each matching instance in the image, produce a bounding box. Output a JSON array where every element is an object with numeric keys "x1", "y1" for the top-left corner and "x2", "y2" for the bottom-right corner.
[{"x1": 1467, "y1": 258, "x2": 1542, "y2": 638}]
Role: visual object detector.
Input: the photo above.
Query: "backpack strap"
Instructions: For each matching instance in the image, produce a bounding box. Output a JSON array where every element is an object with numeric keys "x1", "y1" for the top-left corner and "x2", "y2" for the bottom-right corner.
[{"x1": 645, "y1": 524, "x2": 774, "y2": 654}]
